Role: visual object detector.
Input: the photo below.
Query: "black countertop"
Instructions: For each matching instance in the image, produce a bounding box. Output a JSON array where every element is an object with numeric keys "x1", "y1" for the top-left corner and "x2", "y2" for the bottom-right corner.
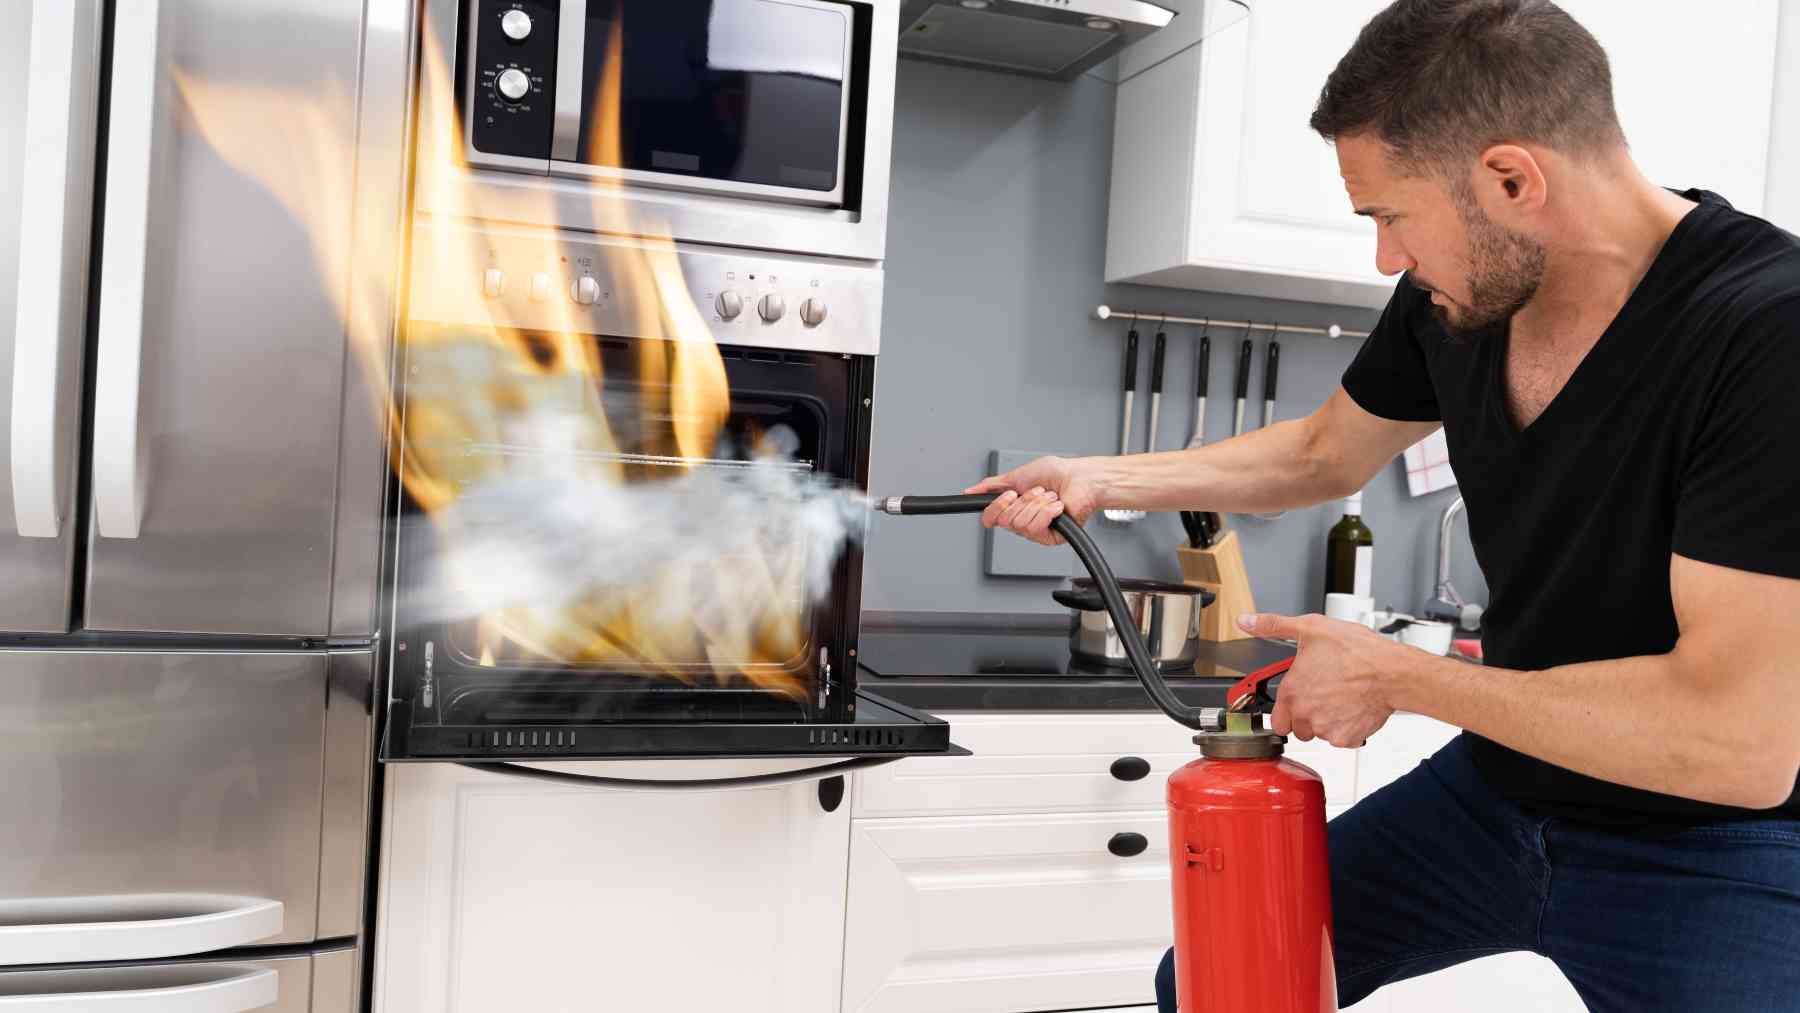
[{"x1": 855, "y1": 612, "x2": 1295, "y2": 712}]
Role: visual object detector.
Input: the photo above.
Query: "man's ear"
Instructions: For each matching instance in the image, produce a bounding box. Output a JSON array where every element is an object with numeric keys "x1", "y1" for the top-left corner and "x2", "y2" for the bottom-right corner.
[{"x1": 1474, "y1": 143, "x2": 1547, "y2": 217}]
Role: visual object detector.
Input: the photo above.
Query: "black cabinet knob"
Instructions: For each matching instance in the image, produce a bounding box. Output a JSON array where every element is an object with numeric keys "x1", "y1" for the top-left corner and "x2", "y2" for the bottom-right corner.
[
  {"x1": 1110, "y1": 756, "x2": 1151, "y2": 782},
  {"x1": 1108, "y1": 832, "x2": 1149, "y2": 858}
]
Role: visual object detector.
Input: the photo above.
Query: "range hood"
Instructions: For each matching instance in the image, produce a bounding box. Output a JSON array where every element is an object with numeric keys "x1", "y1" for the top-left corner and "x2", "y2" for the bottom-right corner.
[{"x1": 899, "y1": 0, "x2": 1176, "y2": 80}]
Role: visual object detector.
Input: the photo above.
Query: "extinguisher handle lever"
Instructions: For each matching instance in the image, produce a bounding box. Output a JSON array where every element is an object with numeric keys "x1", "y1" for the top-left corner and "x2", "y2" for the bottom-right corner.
[{"x1": 1226, "y1": 656, "x2": 1293, "y2": 714}]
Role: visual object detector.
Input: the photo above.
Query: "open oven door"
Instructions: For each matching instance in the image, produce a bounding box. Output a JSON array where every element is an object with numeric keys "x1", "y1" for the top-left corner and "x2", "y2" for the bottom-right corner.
[{"x1": 381, "y1": 336, "x2": 961, "y2": 771}]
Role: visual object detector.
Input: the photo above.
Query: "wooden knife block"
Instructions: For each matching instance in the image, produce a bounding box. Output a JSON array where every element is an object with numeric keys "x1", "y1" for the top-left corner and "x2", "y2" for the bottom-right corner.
[{"x1": 1178, "y1": 529, "x2": 1257, "y2": 643}]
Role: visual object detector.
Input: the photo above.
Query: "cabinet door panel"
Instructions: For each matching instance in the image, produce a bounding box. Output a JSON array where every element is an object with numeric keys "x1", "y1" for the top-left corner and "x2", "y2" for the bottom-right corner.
[
  {"x1": 843, "y1": 810, "x2": 1174, "y2": 1013},
  {"x1": 375, "y1": 759, "x2": 850, "y2": 1013}
]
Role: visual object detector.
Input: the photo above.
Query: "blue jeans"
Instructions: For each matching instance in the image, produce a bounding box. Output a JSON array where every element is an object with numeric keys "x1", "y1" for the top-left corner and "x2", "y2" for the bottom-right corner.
[{"x1": 1155, "y1": 734, "x2": 1800, "y2": 1011}]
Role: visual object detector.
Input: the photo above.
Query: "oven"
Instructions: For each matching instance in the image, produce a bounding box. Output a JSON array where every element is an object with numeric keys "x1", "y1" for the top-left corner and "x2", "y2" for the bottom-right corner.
[
  {"x1": 385, "y1": 0, "x2": 937, "y2": 765},
  {"x1": 384, "y1": 220, "x2": 951, "y2": 761}
]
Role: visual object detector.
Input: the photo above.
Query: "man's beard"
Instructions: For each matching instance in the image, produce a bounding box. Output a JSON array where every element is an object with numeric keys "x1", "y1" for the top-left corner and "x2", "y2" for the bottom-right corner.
[{"x1": 1421, "y1": 185, "x2": 1547, "y2": 342}]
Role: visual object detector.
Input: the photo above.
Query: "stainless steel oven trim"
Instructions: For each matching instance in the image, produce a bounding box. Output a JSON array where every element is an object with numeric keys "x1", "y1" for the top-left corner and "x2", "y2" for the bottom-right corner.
[
  {"x1": 539, "y1": 0, "x2": 856, "y2": 209},
  {"x1": 422, "y1": 0, "x2": 897, "y2": 262},
  {"x1": 552, "y1": 0, "x2": 586, "y2": 162},
  {"x1": 405, "y1": 220, "x2": 884, "y2": 357},
  {"x1": 548, "y1": 161, "x2": 847, "y2": 209}
]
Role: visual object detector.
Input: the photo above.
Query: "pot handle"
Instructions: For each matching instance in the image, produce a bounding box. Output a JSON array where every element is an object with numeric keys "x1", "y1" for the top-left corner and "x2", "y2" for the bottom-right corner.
[{"x1": 1051, "y1": 588, "x2": 1106, "y2": 612}]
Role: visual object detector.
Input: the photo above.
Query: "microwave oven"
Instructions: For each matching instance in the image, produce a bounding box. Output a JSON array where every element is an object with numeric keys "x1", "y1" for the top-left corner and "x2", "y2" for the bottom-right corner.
[{"x1": 417, "y1": 0, "x2": 899, "y2": 261}]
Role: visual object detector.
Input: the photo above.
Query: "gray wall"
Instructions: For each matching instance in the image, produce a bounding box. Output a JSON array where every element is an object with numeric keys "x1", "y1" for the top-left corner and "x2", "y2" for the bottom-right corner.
[{"x1": 863, "y1": 60, "x2": 1488, "y2": 620}]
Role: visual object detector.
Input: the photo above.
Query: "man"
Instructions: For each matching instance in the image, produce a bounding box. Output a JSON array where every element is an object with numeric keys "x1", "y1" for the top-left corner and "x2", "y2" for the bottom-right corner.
[{"x1": 969, "y1": 1, "x2": 1800, "y2": 1009}]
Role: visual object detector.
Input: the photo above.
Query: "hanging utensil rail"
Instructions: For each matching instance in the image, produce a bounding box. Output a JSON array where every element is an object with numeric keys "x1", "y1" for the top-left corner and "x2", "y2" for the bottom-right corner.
[{"x1": 1094, "y1": 305, "x2": 1371, "y2": 340}]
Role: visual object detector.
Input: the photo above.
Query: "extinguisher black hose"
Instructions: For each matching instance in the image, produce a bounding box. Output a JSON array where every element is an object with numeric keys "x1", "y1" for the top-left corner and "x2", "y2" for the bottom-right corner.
[
  {"x1": 880, "y1": 494, "x2": 1215, "y2": 730},
  {"x1": 1050, "y1": 513, "x2": 1213, "y2": 730}
]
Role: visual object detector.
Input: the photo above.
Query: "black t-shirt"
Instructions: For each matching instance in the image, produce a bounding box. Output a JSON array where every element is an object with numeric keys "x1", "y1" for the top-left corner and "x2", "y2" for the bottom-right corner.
[{"x1": 1342, "y1": 190, "x2": 1800, "y2": 823}]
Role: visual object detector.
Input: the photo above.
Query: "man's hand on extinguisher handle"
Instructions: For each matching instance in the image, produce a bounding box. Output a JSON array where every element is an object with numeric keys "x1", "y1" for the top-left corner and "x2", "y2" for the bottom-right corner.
[{"x1": 1235, "y1": 612, "x2": 1413, "y2": 748}]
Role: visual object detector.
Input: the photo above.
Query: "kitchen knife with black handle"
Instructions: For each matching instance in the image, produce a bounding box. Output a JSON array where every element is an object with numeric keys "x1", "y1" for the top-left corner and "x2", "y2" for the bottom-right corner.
[
  {"x1": 1179, "y1": 510, "x2": 1206, "y2": 548},
  {"x1": 1232, "y1": 337, "x2": 1252, "y2": 437}
]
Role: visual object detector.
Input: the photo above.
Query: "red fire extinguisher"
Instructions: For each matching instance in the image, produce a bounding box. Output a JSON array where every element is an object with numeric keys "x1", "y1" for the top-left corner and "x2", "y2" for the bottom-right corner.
[
  {"x1": 1168, "y1": 657, "x2": 1334, "y2": 1013},
  {"x1": 872, "y1": 495, "x2": 1334, "y2": 1011}
]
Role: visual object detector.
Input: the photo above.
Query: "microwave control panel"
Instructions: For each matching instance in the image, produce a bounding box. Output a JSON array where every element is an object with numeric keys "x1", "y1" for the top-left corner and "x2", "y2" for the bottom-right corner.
[{"x1": 467, "y1": 0, "x2": 559, "y2": 160}]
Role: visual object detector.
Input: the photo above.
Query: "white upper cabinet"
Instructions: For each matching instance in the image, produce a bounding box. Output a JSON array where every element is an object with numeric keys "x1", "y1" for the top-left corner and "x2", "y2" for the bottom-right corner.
[{"x1": 1106, "y1": 0, "x2": 1784, "y2": 309}]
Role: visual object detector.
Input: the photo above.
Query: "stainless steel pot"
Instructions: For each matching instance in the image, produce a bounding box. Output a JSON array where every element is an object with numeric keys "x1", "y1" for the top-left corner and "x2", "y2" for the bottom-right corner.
[{"x1": 1051, "y1": 578, "x2": 1216, "y2": 671}]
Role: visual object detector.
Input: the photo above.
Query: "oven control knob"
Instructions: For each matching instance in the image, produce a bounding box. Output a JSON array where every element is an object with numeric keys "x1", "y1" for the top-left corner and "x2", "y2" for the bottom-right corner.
[
  {"x1": 497, "y1": 68, "x2": 531, "y2": 103},
  {"x1": 799, "y1": 297, "x2": 828, "y2": 327},
  {"x1": 482, "y1": 268, "x2": 505, "y2": 299},
  {"x1": 715, "y1": 290, "x2": 743, "y2": 320},
  {"x1": 758, "y1": 293, "x2": 785, "y2": 322},
  {"x1": 571, "y1": 275, "x2": 600, "y2": 305},
  {"x1": 529, "y1": 272, "x2": 552, "y2": 302},
  {"x1": 500, "y1": 9, "x2": 533, "y2": 41}
]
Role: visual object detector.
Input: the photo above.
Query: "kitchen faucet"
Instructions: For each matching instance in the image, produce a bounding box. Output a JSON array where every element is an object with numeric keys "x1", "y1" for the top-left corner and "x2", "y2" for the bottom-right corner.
[{"x1": 1428, "y1": 496, "x2": 1485, "y2": 630}]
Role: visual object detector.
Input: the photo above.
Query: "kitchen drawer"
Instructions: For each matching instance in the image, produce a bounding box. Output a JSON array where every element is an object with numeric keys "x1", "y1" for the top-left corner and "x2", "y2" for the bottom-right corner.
[
  {"x1": 0, "y1": 650, "x2": 374, "y2": 955},
  {"x1": 842, "y1": 809, "x2": 1174, "y2": 1013},
  {"x1": 0, "y1": 945, "x2": 357, "y2": 1012},
  {"x1": 854, "y1": 711, "x2": 1357, "y2": 818}
]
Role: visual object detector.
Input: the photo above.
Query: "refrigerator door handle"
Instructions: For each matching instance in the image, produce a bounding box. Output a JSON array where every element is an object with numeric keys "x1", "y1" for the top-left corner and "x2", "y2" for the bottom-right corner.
[
  {"x1": 91, "y1": 0, "x2": 164, "y2": 540},
  {"x1": 0, "y1": 965, "x2": 277, "y2": 1013},
  {"x1": 10, "y1": 0, "x2": 101, "y2": 538},
  {"x1": 0, "y1": 894, "x2": 283, "y2": 967}
]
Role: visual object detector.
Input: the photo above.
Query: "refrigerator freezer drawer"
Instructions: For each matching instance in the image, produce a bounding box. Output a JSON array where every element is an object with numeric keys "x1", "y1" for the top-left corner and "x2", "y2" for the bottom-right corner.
[
  {"x1": 0, "y1": 650, "x2": 374, "y2": 953},
  {"x1": 0, "y1": 944, "x2": 358, "y2": 1012}
]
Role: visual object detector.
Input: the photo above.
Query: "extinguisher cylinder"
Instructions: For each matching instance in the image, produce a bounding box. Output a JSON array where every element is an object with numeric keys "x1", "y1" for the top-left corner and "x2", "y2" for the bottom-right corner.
[{"x1": 1166, "y1": 754, "x2": 1335, "y2": 1013}]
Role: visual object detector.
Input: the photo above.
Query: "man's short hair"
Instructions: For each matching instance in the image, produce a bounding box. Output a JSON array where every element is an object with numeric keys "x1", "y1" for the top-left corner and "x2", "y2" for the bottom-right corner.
[{"x1": 1310, "y1": 0, "x2": 1626, "y2": 175}]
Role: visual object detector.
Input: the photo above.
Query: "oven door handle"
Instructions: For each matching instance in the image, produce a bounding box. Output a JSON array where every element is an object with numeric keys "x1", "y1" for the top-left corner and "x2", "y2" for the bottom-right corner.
[{"x1": 456, "y1": 755, "x2": 901, "y2": 791}]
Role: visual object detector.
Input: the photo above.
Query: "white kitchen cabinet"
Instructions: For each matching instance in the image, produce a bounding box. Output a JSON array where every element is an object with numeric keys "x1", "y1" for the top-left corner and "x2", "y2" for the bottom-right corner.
[
  {"x1": 846, "y1": 711, "x2": 1355, "y2": 1013},
  {"x1": 856, "y1": 711, "x2": 1358, "y2": 818},
  {"x1": 373, "y1": 759, "x2": 853, "y2": 1013},
  {"x1": 841, "y1": 809, "x2": 1175, "y2": 1013},
  {"x1": 1106, "y1": 0, "x2": 1783, "y2": 309}
]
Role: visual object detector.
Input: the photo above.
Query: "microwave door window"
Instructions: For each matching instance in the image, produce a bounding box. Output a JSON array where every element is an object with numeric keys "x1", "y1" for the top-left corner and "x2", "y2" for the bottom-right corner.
[{"x1": 577, "y1": 0, "x2": 849, "y2": 195}]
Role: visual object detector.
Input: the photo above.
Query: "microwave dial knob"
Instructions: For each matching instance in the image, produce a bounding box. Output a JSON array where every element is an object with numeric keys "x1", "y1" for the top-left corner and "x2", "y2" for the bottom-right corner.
[
  {"x1": 497, "y1": 68, "x2": 531, "y2": 103},
  {"x1": 500, "y1": 9, "x2": 533, "y2": 41},
  {"x1": 799, "y1": 298, "x2": 828, "y2": 327},
  {"x1": 715, "y1": 290, "x2": 743, "y2": 320},
  {"x1": 758, "y1": 293, "x2": 785, "y2": 323},
  {"x1": 571, "y1": 276, "x2": 600, "y2": 305}
]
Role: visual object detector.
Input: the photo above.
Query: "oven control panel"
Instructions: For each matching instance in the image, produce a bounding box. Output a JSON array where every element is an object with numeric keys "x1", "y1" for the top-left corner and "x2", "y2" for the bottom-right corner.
[
  {"x1": 409, "y1": 221, "x2": 884, "y2": 357},
  {"x1": 467, "y1": 0, "x2": 559, "y2": 160}
]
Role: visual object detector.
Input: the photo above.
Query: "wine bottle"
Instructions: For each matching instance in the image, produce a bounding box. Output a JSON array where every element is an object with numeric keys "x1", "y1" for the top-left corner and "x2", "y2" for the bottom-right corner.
[{"x1": 1324, "y1": 492, "x2": 1374, "y2": 603}]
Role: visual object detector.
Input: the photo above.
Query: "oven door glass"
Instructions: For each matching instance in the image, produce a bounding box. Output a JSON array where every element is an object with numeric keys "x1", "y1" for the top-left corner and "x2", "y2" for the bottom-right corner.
[
  {"x1": 385, "y1": 334, "x2": 948, "y2": 760},
  {"x1": 558, "y1": 0, "x2": 855, "y2": 205}
]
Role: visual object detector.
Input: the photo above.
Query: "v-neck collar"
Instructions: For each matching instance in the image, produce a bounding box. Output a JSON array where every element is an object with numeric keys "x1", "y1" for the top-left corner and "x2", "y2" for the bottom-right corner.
[{"x1": 1486, "y1": 191, "x2": 1720, "y2": 441}]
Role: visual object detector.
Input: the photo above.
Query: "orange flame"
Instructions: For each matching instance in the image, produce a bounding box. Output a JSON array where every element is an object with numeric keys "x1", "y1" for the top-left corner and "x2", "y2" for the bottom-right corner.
[{"x1": 173, "y1": 18, "x2": 811, "y2": 697}]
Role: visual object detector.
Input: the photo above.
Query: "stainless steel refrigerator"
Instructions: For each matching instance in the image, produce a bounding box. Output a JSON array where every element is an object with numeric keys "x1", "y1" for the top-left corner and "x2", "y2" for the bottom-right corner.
[{"x1": 0, "y1": 0, "x2": 411, "y2": 1009}]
